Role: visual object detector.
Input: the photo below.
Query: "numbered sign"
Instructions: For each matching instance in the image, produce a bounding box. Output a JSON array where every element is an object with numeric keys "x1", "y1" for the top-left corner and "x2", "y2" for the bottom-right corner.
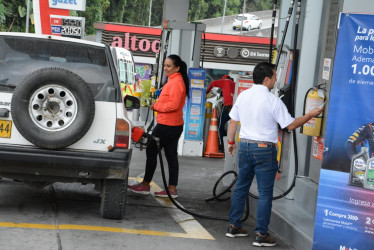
[{"x1": 50, "y1": 15, "x2": 85, "y2": 39}]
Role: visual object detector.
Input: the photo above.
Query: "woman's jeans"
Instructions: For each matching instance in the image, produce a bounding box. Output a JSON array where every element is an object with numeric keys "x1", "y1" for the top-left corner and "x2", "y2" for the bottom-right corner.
[
  {"x1": 229, "y1": 141, "x2": 278, "y2": 234},
  {"x1": 143, "y1": 124, "x2": 183, "y2": 186}
]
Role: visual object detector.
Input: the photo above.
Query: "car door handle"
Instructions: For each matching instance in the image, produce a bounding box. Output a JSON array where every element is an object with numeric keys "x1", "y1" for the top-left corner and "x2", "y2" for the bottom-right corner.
[{"x1": 0, "y1": 108, "x2": 10, "y2": 118}]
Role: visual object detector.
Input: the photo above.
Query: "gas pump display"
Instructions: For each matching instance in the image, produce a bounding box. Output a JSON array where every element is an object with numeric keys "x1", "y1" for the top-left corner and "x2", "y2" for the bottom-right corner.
[{"x1": 313, "y1": 13, "x2": 374, "y2": 250}]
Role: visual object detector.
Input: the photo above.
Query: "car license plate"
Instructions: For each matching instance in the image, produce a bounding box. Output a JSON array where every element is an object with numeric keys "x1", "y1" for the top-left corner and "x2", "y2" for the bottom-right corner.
[
  {"x1": 238, "y1": 25, "x2": 241, "y2": 28},
  {"x1": 0, "y1": 120, "x2": 12, "y2": 138}
]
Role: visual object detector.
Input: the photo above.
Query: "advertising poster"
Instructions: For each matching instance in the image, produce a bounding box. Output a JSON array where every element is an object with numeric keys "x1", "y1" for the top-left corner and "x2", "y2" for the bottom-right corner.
[
  {"x1": 313, "y1": 13, "x2": 374, "y2": 250},
  {"x1": 184, "y1": 68, "x2": 206, "y2": 141},
  {"x1": 135, "y1": 63, "x2": 152, "y2": 80}
]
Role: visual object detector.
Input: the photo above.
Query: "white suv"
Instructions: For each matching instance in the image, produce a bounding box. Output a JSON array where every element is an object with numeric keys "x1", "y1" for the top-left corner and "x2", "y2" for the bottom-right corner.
[
  {"x1": 232, "y1": 14, "x2": 262, "y2": 30},
  {"x1": 0, "y1": 32, "x2": 137, "y2": 220}
]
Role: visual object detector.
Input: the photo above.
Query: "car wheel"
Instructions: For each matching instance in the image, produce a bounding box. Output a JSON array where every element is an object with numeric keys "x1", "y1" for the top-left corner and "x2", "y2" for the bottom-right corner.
[
  {"x1": 11, "y1": 67, "x2": 95, "y2": 149},
  {"x1": 258, "y1": 23, "x2": 262, "y2": 29},
  {"x1": 100, "y1": 173, "x2": 128, "y2": 220},
  {"x1": 233, "y1": 26, "x2": 236, "y2": 30}
]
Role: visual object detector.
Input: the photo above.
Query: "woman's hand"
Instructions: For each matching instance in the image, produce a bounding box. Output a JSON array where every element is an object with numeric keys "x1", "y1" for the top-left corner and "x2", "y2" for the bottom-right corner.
[{"x1": 149, "y1": 101, "x2": 156, "y2": 111}]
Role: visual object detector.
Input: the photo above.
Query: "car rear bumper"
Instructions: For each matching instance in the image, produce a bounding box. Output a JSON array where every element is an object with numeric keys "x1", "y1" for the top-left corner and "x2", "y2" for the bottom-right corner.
[{"x1": 0, "y1": 145, "x2": 132, "y2": 181}]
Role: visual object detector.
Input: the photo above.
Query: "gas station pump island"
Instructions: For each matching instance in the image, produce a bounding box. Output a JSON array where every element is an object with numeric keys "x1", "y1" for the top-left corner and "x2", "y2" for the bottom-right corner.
[
  {"x1": 28, "y1": 0, "x2": 374, "y2": 248},
  {"x1": 94, "y1": 1, "x2": 328, "y2": 248},
  {"x1": 97, "y1": 0, "x2": 374, "y2": 249}
]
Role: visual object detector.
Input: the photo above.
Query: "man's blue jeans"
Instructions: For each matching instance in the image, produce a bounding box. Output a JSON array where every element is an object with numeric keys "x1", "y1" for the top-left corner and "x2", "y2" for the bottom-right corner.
[{"x1": 229, "y1": 141, "x2": 278, "y2": 234}]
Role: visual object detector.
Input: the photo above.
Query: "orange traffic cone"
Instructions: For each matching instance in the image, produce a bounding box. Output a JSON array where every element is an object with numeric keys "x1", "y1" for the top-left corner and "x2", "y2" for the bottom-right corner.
[{"x1": 203, "y1": 108, "x2": 224, "y2": 158}]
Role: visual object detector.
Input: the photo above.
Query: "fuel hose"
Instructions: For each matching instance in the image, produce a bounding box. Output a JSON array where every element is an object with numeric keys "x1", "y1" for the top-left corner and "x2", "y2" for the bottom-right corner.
[{"x1": 154, "y1": 137, "x2": 249, "y2": 222}]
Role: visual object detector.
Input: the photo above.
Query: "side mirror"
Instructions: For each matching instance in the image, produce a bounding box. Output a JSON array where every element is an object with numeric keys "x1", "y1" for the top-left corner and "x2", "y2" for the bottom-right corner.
[{"x1": 124, "y1": 95, "x2": 140, "y2": 110}]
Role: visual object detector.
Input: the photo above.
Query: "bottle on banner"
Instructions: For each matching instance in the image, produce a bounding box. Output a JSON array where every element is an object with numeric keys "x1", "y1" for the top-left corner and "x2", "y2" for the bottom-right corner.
[
  {"x1": 349, "y1": 147, "x2": 368, "y2": 187},
  {"x1": 364, "y1": 157, "x2": 374, "y2": 190}
]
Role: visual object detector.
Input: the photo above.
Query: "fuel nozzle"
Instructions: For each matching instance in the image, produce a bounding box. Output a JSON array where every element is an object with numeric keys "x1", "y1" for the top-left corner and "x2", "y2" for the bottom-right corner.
[
  {"x1": 150, "y1": 85, "x2": 156, "y2": 96},
  {"x1": 131, "y1": 126, "x2": 154, "y2": 150},
  {"x1": 150, "y1": 76, "x2": 157, "y2": 99},
  {"x1": 150, "y1": 76, "x2": 162, "y2": 100}
]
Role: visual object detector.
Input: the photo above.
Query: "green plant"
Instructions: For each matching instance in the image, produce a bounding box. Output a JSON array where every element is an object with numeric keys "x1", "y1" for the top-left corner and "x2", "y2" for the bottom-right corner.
[
  {"x1": 140, "y1": 80, "x2": 151, "y2": 107},
  {"x1": 0, "y1": 1, "x2": 5, "y2": 28}
]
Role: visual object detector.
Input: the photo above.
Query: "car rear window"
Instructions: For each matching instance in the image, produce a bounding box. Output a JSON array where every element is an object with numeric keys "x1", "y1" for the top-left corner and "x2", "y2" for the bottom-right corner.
[
  {"x1": 235, "y1": 16, "x2": 248, "y2": 21},
  {"x1": 0, "y1": 36, "x2": 116, "y2": 101}
]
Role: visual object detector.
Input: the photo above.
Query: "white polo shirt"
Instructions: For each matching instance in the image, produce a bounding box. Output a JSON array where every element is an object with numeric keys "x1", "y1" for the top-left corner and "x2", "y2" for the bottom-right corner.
[{"x1": 229, "y1": 84, "x2": 294, "y2": 143}]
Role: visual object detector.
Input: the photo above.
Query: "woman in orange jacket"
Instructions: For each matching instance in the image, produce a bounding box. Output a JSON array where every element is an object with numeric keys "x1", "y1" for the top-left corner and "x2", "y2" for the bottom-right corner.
[{"x1": 129, "y1": 54, "x2": 189, "y2": 198}]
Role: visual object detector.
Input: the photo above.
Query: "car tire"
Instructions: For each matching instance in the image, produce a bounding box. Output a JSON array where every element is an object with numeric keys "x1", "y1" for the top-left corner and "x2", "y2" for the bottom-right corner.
[
  {"x1": 233, "y1": 26, "x2": 236, "y2": 30},
  {"x1": 11, "y1": 67, "x2": 95, "y2": 149},
  {"x1": 100, "y1": 173, "x2": 128, "y2": 220},
  {"x1": 258, "y1": 23, "x2": 262, "y2": 29}
]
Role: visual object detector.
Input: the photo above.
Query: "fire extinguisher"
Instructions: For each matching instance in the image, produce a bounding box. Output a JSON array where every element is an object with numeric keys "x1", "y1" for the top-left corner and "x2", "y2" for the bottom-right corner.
[{"x1": 302, "y1": 87, "x2": 325, "y2": 136}]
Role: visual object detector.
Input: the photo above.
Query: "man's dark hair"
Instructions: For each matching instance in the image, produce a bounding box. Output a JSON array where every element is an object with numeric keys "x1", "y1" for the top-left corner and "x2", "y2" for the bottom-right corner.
[{"x1": 253, "y1": 62, "x2": 276, "y2": 85}]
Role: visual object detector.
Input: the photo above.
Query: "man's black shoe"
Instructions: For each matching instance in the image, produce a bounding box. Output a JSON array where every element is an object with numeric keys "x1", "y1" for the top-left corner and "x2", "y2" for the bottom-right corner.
[
  {"x1": 253, "y1": 233, "x2": 277, "y2": 247},
  {"x1": 225, "y1": 224, "x2": 248, "y2": 238}
]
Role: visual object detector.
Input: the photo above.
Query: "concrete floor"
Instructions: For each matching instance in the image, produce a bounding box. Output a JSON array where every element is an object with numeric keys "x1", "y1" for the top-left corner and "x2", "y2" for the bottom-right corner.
[{"x1": 0, "y1": 147, "x2": 295, "y2": 250}]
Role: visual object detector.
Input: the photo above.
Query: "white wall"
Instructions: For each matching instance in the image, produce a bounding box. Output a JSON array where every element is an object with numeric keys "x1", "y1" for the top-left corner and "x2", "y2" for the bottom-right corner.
[{"x1": 343, "y1": 0, "x2": 374, "y2": 13}]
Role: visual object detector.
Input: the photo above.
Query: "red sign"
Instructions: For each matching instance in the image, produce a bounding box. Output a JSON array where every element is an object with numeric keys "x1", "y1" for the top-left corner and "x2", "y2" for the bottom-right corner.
[
  {"x1": 34, "y1": 0, "x2": 69, "y2": 35},
  {"x1": 51, "y1": 17, "x2": 62, "y2": 25},
  {"x1": 312, "y1": 136, "x2": 324, "y2": 161},
  {"x1": 237, "y1": 79, "x2": 254, "y2": 96}
]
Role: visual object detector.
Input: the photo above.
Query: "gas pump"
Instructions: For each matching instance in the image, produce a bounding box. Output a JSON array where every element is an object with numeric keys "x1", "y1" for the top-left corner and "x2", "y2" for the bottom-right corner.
[{"x1": 129, "y1": 0, "x2": 321, "y2": 223}]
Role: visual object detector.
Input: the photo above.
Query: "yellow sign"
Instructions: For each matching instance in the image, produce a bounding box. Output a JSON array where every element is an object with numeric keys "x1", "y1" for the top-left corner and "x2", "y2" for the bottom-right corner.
[{"x1": 0, "y1": 120, "x2": 12, "y2": 138}]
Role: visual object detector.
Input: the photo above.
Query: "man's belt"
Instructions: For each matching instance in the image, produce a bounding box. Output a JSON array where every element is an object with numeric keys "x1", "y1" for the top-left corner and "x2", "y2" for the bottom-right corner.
[{"x1": 240, "y1": 138, "x2": 275, "y2": 146}]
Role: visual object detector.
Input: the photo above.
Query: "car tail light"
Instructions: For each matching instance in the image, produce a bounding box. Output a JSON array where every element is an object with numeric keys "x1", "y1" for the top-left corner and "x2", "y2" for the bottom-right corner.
[
  {"x1": 114, "y1": 118, "x2": 130, "y2": 149},
  {"x1": 244, "y1": 21, "x2": 249, "y2": 23}
]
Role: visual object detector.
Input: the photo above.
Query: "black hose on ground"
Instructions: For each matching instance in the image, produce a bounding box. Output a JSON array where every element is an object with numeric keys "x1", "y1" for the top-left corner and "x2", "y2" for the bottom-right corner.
[
  {"x1": 205, "y1": 171, "x2": 237, "y2": 202},
  {"x1": 155, "y1": 137, "x2": 249, "y2": 222}
]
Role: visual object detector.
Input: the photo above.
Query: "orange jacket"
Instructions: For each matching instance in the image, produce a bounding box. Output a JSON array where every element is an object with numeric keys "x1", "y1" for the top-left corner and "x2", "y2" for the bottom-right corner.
[{"x1": 153, "y1": 72, "x2": 186, "y2": 126}]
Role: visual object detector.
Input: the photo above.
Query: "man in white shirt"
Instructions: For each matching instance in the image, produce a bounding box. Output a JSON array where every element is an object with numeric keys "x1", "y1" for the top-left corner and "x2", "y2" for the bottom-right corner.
[{"x1": 225, "y1": 62, "x2": 323, "y2": 247}]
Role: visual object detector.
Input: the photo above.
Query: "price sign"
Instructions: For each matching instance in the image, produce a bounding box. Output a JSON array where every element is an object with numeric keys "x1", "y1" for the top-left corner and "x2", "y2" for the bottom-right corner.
[{"x1": 50, "y1": 15, "x2": 85, "y2": 39}]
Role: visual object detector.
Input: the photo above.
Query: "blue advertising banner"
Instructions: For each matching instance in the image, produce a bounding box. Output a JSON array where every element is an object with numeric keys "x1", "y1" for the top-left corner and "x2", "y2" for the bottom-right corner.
[
  {"x1": 313, "y1": 13, "x2": 374, "y2": 250},
  {"x1": 184, "y1": 68, "x2": 206, "y2": 141}
]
